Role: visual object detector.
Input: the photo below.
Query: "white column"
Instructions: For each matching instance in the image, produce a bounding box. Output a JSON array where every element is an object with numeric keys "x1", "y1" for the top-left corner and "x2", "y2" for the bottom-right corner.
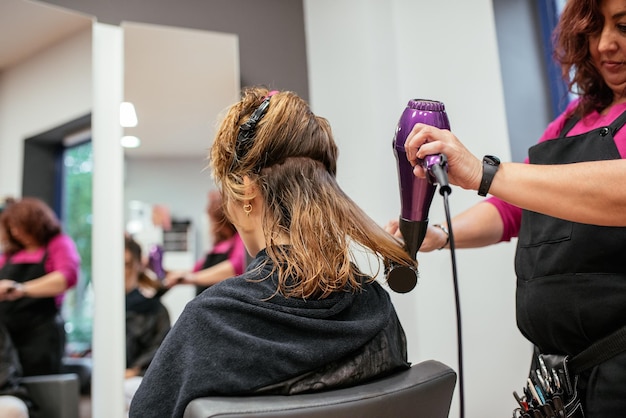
[{"x1": 92, "y1": 22, "x2": 126, "y2": 418}]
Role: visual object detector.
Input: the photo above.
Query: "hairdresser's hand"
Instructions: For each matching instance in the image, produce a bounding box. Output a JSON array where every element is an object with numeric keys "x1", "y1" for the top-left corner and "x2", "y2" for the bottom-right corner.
[
  {"x1": 384, "y1": 219, "x2": 403, "y2": 241},
  {"x1": 404, "y1": 124, "x2": 482, "y2": 191},
  {"x1": 125, "y1": 367, "x2": 141, "y2": 379},
  {"x1": 0, "y1": 279, "x2": 22, "y2": 301},
  {"x1": 163, "y1": 270, "x2": 194, "y2": 288},
  {"x1": 384, "y1": 219, "x2": 447, "y2": 253},
  {"x1": 0, "y1": 279, "x2": 12, "y2": 300}
]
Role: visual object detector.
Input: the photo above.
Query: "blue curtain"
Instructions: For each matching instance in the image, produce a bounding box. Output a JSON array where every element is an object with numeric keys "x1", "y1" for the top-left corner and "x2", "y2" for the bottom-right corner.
[{"x1": 536, "y1": 0, "x2": 570, "y2": 118}]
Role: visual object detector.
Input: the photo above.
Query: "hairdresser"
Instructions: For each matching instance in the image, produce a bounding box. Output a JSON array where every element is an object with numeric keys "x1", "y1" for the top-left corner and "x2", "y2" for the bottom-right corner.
[
  {"x1": 0, "y1": 197, "x2": 80, "y2": 377},
  {"x1": 396, "y1": 0, "x2": 626, "y2": 415}
]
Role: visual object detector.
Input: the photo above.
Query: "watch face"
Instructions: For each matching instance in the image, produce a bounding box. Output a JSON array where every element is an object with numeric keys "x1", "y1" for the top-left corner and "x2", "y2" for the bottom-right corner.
[{"x1": 484, "y1": 155, "x2": 500, "y2": 165}]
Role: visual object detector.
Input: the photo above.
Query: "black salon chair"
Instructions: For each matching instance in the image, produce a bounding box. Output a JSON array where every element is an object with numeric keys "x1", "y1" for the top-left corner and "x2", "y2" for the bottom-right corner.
[
  {"x1": 62, "y1": 356, "x2": 93, "y2": 395},
  {"x1": 184, "y1": 359, "x2": 456, "y2": 418},
  {"x1": 21, "y1": 373, "x2": 80, "y2": 418}
]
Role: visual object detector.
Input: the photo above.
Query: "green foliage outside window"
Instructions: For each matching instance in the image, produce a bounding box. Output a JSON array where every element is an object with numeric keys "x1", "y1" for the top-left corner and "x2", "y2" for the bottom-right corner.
[{"x1": 62, "y1": 141, "x2": 94, "y2": 356}]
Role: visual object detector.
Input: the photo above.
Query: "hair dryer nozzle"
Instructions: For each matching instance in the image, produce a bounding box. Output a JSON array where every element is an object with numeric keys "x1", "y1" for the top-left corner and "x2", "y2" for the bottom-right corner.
[
  {"x1": 387, "y1": 264, "x2": 417, "y2": 293},
  {"x1": 384, "y1": 217, "x2": 426, "y2": 293},
  {"x1": 399, "y1": 217, "x2": 428, "y2": 260}
]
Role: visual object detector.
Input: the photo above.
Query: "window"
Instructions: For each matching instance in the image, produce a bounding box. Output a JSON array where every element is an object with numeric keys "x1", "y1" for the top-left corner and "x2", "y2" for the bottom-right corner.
[
  {"x1": 61, "y1": 140, "x2": 94, "y2": 356},
  {"x1": 21, "y1": 115, "x2": 94, "y2": 356}
]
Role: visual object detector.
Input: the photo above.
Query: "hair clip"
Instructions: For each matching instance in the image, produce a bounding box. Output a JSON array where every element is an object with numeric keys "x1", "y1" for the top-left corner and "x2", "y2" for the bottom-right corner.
[
  {"x1": 237, "y1": 96, "x2": 272, "y2": 143},
  {"x1": 231, "y1": 91, "x2": 278, "y2": 170}
]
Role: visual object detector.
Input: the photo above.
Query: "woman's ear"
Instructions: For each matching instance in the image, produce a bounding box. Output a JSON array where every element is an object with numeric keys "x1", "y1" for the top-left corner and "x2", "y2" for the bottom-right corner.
[{"x1": 242, "y1": 176, "x2": 258, "y2": 201}]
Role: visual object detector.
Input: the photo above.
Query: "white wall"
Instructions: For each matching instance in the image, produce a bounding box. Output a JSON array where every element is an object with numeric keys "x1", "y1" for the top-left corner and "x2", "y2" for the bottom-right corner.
[
  {"x1": 0, "y1": 28, "x2": 92, "y2": 197},
  {"x1": 304, "y1": 1, "x2": 531, "y2": 417}
]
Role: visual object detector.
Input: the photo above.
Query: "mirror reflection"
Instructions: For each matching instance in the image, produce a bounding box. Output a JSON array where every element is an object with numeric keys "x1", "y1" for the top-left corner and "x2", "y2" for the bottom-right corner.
[
  {"x1": 0, "y1": 1, "x2": 94, "y2": 416},
  {"x1": 121, "y1": 21, "x2": 240, "y2": 323},
  {"x1": 1, "y1": 3, "x2": 240, "y2": 416}
]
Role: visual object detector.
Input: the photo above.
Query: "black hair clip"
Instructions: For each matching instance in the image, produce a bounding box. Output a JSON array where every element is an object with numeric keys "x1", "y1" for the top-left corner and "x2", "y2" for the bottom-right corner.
[
  {"x1": 238, "y1": 96, "x2": 272, "y2": 141},
  {"x1": 232, "y1": 95, "x2": 273, "y2": 167}
]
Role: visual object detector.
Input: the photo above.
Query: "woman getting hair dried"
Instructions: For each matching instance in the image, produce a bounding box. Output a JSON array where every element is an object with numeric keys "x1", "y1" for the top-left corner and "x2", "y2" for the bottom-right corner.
[{"x1": 129, "y1": 87, "x2": 416, "y2": 418}]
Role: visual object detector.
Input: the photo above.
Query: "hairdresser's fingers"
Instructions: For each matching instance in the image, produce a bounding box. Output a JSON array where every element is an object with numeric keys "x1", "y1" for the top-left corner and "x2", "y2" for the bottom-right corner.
[
  {"x1": 384, "y1": 219, "x2": 403, "y2": 240},
  {"x1": 404, "y1": 124, "x2": 444, "y2": 165},
  {"x1": 405, "y1": 124, "x2": 482, "y2": 190},
  {"x1": 424, "y1": 134, "x2": 481, "y2": 190}
]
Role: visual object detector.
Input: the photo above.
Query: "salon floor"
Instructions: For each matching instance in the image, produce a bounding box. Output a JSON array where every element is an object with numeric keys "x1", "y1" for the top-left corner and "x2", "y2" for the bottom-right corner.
[{"x1": 79, "y1": 396, "x2": 91, "y2": 418}]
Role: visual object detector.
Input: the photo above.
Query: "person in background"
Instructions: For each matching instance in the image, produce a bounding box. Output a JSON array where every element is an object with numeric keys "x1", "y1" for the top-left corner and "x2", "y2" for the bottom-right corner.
[
  {"x1": 129, "y1": 87, "x2": 417, "y2": 418},
  {"x1": 0, "y1": 197, "x2": 79, "y2": 378},
  {"x1": 393, "y1": 0, "x2": 626, "y2": 415},
  {"x1": 163, "y1": 190, "x2": 246, "y2": 294},
  {"x1": 0, "y1": 197, "x2": 15, "y2": 215},
  {"x1": 0, "y1": 197, "x2": 15, "y2": 257},
  {"x1": 123, "y1": 235, "x2": 170, "y2": 412}
]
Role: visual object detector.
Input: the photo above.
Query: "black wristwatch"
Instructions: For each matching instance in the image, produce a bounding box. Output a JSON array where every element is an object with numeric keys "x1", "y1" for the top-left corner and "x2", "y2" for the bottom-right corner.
[{"x1": 478, "y1": 155, "x2": 500, "y2": 197}]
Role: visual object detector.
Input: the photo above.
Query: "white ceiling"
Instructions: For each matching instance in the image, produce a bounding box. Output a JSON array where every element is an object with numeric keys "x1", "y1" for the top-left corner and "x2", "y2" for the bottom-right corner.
[
  {"x1": 0, "y1": 0, "x2": 92, "y2": 71},
  {"x1": 122, "y1": 22, "x2": 240, "y2": 159},
  {"x1": 0, "y1": 0, "x2": 240, "y2": 159}
]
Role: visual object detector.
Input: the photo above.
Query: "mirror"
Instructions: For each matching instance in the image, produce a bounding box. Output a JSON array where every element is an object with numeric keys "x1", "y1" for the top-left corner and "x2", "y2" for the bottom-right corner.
[
  {"x1": 0, "y1": 0, "x2": 94, "y2": 353},
  {"x1": 1, "y1": 3, "x2": 240, "y2": 416},
  {"x1": 121, "y1": 21, "x2": 240, "y2": 322},
  {"x1": 0, "y1": 0, "x2": 95, "y2": 415}
]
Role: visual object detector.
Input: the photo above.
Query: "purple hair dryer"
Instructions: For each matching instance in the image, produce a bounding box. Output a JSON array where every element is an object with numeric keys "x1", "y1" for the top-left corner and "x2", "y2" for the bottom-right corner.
[
  {"x1": 387, "y1": 99, "x2": 450, "y2": 293},
  {"x1": 147, "y1": 244, "x2": 166, "y2": 280}
]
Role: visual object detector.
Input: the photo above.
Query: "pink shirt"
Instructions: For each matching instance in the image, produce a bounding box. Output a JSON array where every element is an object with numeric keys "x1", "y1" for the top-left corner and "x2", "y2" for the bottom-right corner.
[
  {"x1": 0, "y1": 234, "x2": 80, "y2": 306},
  {"x1": 192, "y1": 233, "x2": 247, "y2": 275},
  {"x1": 488, "y1": 99, "x2": 626, "y2": 241}
]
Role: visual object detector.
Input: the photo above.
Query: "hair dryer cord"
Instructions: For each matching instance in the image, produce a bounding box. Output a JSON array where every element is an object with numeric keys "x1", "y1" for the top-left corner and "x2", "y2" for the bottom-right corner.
[{"x1": 442, "y1": 189, "x2": 464, "y2": 418}]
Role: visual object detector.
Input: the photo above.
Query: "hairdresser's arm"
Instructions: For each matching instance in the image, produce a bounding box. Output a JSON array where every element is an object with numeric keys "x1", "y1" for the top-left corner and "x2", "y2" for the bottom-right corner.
[
  {"x1": 0, "y1": 272, "x2": 68, "y2": 301},
  {"x1": 188, "y1": 260, "x2": 235, "y2": 286},
  {"x1": 488, "y1": 161, "x2": 626, "y2": 226},
  {"x1": 164, "y1": 260, "x2": 235, "y2": 288},
  {"x1": 405, "y1": 123, "x2": 626, "y2": 227},
  {"x1": 438, "y1": 201, "x2": 504, "y2": 250}
]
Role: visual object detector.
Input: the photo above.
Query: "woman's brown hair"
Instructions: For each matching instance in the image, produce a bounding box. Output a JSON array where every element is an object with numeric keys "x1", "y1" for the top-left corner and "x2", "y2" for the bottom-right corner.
[
  {"x1": 125, "y1": 234, "x2": 161, "y2": 292},
  {"x1": 207, "y1": 190, "x2": 236, "y2": 243},
  {"x1": 210, "y1": 87, "x2": 417, "y2": 299},
  {"x1": 554, "y1": 0, "x2": 614, "y2": 116},
  {"x1": 0, "y1": 197, "x2": 61, "y2": 255}
]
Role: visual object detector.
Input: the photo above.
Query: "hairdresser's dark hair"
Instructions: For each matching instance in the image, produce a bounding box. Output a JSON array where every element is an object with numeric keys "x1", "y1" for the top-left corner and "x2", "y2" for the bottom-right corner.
[
  {"x1": 554, "y1": 0, "x2": 617, "y2": 116},
  {"x1": 0, "y1": 197, "x2": 61, "y2": 255}
]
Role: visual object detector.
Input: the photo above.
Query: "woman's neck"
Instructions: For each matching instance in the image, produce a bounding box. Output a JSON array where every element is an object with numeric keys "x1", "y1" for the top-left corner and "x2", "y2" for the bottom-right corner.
[
  {"x1": 606, "y1": 95, "x2": 626, "y2": 113},
  {"x1": 23, "y1": 244, "x2": 42, "y2": 252}
]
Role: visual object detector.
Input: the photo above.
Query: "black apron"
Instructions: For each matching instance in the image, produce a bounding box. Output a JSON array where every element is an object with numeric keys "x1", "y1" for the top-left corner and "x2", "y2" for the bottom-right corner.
[
  {"x1": 0, "y1": 252, "x2": 65, "y2": 376},
  {"x1": 515, "y1": 110, "x2": 626, "y2": 417},
  {"x1": 194, "y1": 247, "x2": 231, "y2": 296}
]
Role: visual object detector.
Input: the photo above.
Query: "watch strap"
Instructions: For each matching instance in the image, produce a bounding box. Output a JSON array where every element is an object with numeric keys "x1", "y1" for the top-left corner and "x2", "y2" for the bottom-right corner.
[{"x1": 478, "y1": 155, "x2": 500, "y2": 197}]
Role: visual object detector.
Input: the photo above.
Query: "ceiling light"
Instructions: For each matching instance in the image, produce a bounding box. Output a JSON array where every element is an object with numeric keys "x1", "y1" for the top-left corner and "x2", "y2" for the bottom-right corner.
[
  {"x1": 120, "y1": 102, "x2": 138, "y2": 127},
  {"x1": 121, "y1": 136, "x2": 141, "y2": 148}
]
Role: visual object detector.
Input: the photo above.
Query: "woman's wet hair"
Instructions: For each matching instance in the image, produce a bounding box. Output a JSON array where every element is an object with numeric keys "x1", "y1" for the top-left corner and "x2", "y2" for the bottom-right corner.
[{"x1": 210, "y1": 87, "x2": 416, "y2": 299}]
